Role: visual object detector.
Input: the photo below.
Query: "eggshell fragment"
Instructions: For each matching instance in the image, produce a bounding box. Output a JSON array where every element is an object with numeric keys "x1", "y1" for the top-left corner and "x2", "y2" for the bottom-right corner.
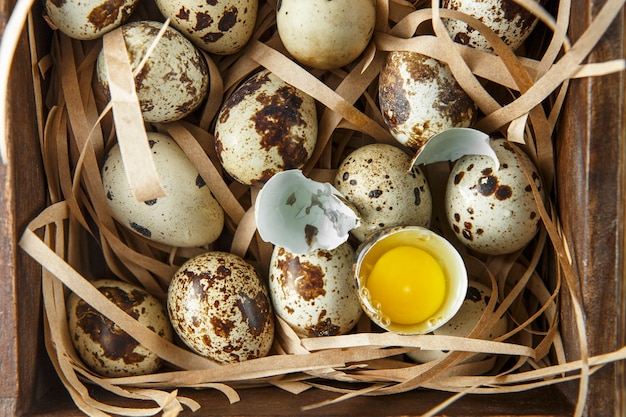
[
  {"x1": 379, "y1": 51, "x2": 477, "y2": 151},
  {"x1": 442, "y1": 0, "x2": 542, "y2": 51},
  {"x1": 255, "y1": 170, "x2": 359, "y2": 254},
  {"x1": 407, "y1": 280, "x2": 509, "y2": 363},
  {"x1": 96, "y1": 20, "x2": 209, "y2": 123},
  {"x1": 335, "y1": 144, "x2": 432, "y2": 242},
  {"x1": 269, "y1": 243, "x2": 362, "y2": 337},
  {"x1": 167, "y1": 252, "x2": 275, "y2": 363},
  {"x1": 215, "y1": 70, "x2": 318, "y2": 185},
  {"x1": 67, "y1": 279, "x2": 173, "y2": 377},
  {"x1": 102, "y1": 132, "x2": 224, "y2": 248},
  {"x1": 445, "y1": 138, "x2": 545, "y2": 255},
  {"x1": 155, "y1": 0, "x2": 258, "y2": 55},
  {"x1": 44, "y1": 0, "x2": 139, "y2": 40},
  {"x1": 276, "y1": 0, "x2": 376, "y2": 69}
]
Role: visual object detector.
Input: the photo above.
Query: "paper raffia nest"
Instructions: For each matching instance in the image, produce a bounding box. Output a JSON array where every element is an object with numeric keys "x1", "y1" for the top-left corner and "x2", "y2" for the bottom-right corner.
[{"x1": 2, "y1": 0, "x2": 626, "y2": 415}]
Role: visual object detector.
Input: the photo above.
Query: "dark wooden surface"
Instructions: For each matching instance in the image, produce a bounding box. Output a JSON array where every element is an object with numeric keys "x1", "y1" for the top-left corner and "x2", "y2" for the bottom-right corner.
[
  {"x1": 557, "y1": 0, "x2": 626, "y2": 416},
  {"x1": 0, "y1": 0, "x2": 623, "y2": 415}
]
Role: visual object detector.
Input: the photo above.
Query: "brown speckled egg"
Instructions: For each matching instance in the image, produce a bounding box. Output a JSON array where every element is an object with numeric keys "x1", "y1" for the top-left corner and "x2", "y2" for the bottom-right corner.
[
  {"x1": 407, "y1": 280, "x2": 508, "y2": 363},
  {"x1": 335, "y1": 144, "x2": 432, "y2": 242},
  {"x1": 445, "y1": 138, "x2": 544, "y2": 255},
  {"x1": 378, "y1": 51, "x2": 477, "y2": 151},
  {"x1": 167, "y1": 252, "x2": 274, "y2": 363},
  {"x1": 269, "y1": 243, "x2": 362, "y2": 338},
  {"x1": 276, "y1": 0, "x2": 376, "y2": 69},
  {"x1": 67, "y1": 279, "x2": 173, "y2": 377},
  {"x1": 442, "y1": 0, "x2": 542, "y2": 51},
  {"x1": 102, "y1": 132, "x2": 224, "y2": 248},
  {"x1": 155, "y1": 0, "x2": 258, "y2": 55},
  {"x1": 44, "y1": 0, "x2": 139, "y2": 40},
  {"x1": 214, "y1": 70, "x2": 318, "y2": 185},
  {"x1": 96, "y1": 20, "x2": 209, "y2": 123}
]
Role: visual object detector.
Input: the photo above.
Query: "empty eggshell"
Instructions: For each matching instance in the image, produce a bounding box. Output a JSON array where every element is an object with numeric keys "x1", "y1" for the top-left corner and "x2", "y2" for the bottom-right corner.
[
  {"x1": 96, "y1": 20, "x2": 210, "y2": 123},
  {"x1": 44, "y1": 0, "x2": 139, "y2": 40},
  {"x1": 276, "y1": 0, "x2": 376, "y2": 69},
  {"x1": 67, "y1": 279, "x2": 173, "y2": 377},
  {"x1": 167, "y1": 251, "x2": 275, "y2": 363},
  {"x1": 445, "y1": 138, "x2": 545, "y2": 255},
  {"x1": 379, "y1": 51, "x2": 477, "y2": 151},
  {"x1": 407, "y1": 280, "x2": 508, "y2": 363},
  {"x1": 442, "y1": 0, "x2": 543, "y2": 51},
  {"x1": 102, "y1": 132, "x2": 224, "y2": 248},
  {"x1": 214, "y1": 70, "x2": 318, "y2": 185},
  {"x1": 269, "y1": 242, "x2": 362, "y2": 337},
  {"x1": 335, "y1": 143, "x2": 432, "y2": 242},
  {"x1": 155, "y1": 0, "x2": 258, "y2": 55}
]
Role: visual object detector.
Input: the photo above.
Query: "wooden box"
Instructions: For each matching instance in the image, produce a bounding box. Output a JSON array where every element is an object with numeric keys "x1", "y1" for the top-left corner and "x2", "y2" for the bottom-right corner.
[{"x1": 1, "y1": 0, "x2": 624, "y2": 415}]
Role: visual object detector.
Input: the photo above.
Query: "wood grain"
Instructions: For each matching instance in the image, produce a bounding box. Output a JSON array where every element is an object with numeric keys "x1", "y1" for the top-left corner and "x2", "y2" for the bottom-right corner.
[{"x1": 557, "y1": 0, "x2": 625, "y2": 415}]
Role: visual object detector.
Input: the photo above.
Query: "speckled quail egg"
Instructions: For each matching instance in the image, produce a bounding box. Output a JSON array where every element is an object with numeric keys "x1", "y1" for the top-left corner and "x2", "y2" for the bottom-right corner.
[
  {"x1": 442, "y1": 0, "x2": 543, "y2": 51},
  {"x1": 269, "y1": 242, "x2": 362, "y2": 338},
  {"x1": 96, "y1": 20, "x2": 209, "y2": 123},
  {"x1": 276, "y1": 0, "x2": 376, "y2": 69},
  {"x1": 407, "y1": 280, "x2": 508, "y2": 363},
  {"x1": 44, "y1": 0, "x2": 139, "y2": 40},
  {"x1": 379, "y1": 51, "x2": 477, "y2": 151},
  {"x1": 155, "y1": 0, "x2": 258, "y2": 55},
  {"x1": 214, "y1": 69, "x2": 318, "y2": 185},
  {"x1": 102, "y1": 132, "x2": 224, "y2": 248},
  {"x1": 445, "y1": 138, "x2": 544, "y2": 255},
  {"x1": 334, "y1": 143, "x2": 432, "y2": 242},
  {"x1": 67, "y1": 279, "x2": 173, "y2": 377},
  {"x1": 167, "y1": 251, "x2": 275, "y2": 363}
]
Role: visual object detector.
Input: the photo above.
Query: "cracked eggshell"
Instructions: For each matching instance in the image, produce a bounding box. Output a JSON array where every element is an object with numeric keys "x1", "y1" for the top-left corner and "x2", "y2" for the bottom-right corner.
[
  {"x1": 215, "y1": 70, "x2": 318, "y2": 185},
  {"x1": 335, "y1": 143, "x2": 432, "y2": 242},
  {"x1": 378, "y1": 51, "x2": 477, "y2": 151},
  {"x1": 269, "y1": 243, "x2": 362, "y2": 338},
  {"x1": 442, "y1": 0, "x2": 543, "y2": 51},
  {"x1": 167, "y1": 252, "x2": 275, "y2": 363},
  {"x1": 96, "y1": 20, "x2": 209, "y2": 123},
  {"x1": 67, "y1": 279, "x2": 173, "y2": 377},
  {"x1": 445, "y1": 138, "x2": 545, "y2": 255},
  {"x1": 407, "y1": 280, "x2": 508, "y2": 363},
  {"x1": 44, "y1": 0, "x2": 139, "y2": 40},
  {"x1": 102, "y1": 132, "x2": 224, "y2": 248},
  {"x1": 276, "y1": 0, "x2": 376, "y2": 70},
  {"x1": 155, "y1": 0, "x2": 258, "y2": 55}
]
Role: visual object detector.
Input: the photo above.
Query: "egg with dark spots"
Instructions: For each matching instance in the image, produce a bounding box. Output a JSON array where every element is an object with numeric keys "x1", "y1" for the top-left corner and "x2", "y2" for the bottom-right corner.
[
  {"x1": 378, "y1": 51, "x2": 477, "y2": 151},
  {"x1": 102, "y1": 132, "x2": 224, "y2": 248},
  {"x1": 167, "y1": 252, "x2": 274, "y2": 363},
  {"x1": 407, "y1": 280, "x2": 508, "y2": 363},
  {"x1": 442, "y1": 0, "x2": 544, "y2": 52},
  {"x1": 67, "y1": 279, "x2": 173, "y2": 377},
  {"x1": 269, "y1": 243, "x2": 362, "y2": 338},
  {"x1": 96, "y1": 20, "x2": 209, "y2": 123},
  {"x1": 155, "y1": 0, "x2": 258, "y2": 55},
  {"x1": 214, "y1": 70, "x2": 318, "y2": 185},
  {"x1": 335, "y1": 144, "x2": 432, "y2": 242},
  {"x1": 445, "y1": 138, "x2": 545, "y2": 255},
  {"x1": 44, "y1": 0, "x2": 139, "y2": 40}
]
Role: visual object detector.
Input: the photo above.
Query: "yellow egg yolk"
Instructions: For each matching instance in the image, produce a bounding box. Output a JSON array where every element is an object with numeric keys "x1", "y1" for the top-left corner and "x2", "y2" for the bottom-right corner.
[{"x1": 366, "y1": 246, "x2": 446, "y2": 325}]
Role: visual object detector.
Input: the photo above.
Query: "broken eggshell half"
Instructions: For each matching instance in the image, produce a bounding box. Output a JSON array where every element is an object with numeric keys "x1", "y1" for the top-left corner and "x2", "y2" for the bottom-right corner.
[{"x1": 254, "y1": 170, "x2": 360, "y2": 255}]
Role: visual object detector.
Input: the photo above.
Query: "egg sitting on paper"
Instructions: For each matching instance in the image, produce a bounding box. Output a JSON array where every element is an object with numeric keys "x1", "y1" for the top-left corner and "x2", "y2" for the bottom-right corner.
[
  {"x1": 67, "y1": 279, "x2": 173, "y2": 377},
  {"x1": 445, "y1": 138, "x2": 544, "y2": 255},
  {"x1": 214, "y1": 70, "x2": 318, "y2": 185},
  {"x1": 269, "y1": 242, "x2": 362, "y2": 337},
  {"x1": 102, "y1": 132, "x2": 224, "y2": 248},
  {"x1": 167, "y1": 251, "x2": 275, "y2": 363},
  {"x1": 334, "y1": 143, "x2": 432, "y2": 242}
]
